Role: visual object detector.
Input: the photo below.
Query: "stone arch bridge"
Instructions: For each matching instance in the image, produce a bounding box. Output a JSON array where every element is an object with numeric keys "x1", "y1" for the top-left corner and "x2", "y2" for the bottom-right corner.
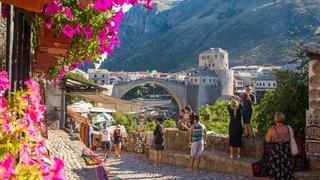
[{"x1": 112, "y1": 77, "x2": 186, "y2": 110}]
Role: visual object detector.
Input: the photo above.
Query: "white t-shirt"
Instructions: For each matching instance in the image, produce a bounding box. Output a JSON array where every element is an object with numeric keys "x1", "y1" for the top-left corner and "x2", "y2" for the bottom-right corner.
[{"x1": 101, "y1": 128, "x2": 111, "y2": 142}]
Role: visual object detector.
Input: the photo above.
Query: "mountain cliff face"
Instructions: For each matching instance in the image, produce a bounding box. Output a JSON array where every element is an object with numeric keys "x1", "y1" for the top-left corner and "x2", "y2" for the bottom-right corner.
[{"x1": 104, "y1": 0, "x2": 320, "y2": 72}]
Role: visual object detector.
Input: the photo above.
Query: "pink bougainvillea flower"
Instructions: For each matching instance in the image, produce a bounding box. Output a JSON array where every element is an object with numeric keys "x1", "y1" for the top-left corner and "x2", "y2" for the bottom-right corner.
[
  {"x1": 0, "y1": 97, "x2": 7, "y2": 111},
  {"x1": 127, "y1": 0, "x2": 138, "y2": 5},
  {"x1": 112, "y1": 10, "x2": 124, "y2": 29},
  {"x1": 82, "y1": 26, "x2": 93, "y2": 42},
  {"x1": 42, "y1": 158, "x2": 65, "y2": 180},
  {"x1": 1, "y1": 4, "x2": 9, "y2": 18},
  {"x1": 74, "y1": 23, "x2": 81, "y2": 35},
  {"x1": 144, "y1": 0, "x2": 153, "y2": 10},
  {"x1": 44, "y1": 0, "x2": 62, "y2": 16},
  {"x1": 25, "y1": 79, "x2": 40, "y2": 94},
  {"x1": 0, "y1": 156, "x2": 16, "y2": 179},
  {"x1": 62, "y1": 24, "x2": 75, "y2": 38},
  {"x1": 54, "y1": 66, "x2": 69, "y2": 84},
  {"x1": 94, "y1": 0, "x2": 112, "y2": 11},
  {"x1": 0, "y1": 71, "x2": 10, "y2": 95},
  {"x1": 20, "y1": 144, "x2": 31, "y2": 164},
  {"x1": 64, "y1": 7, "x2": 73, "y2": 20},
  {"x1": 98, "y1": 29, "x2": 108, "y2": 44},
  {"x1": 114, "y1": 0, "x2": 125, "y2": 6},
  {"x1": 44, "y1": 17, "x2": 52, "y2": 30},
  {"x1": 70, "y1": 61, "x2": 83, "y2": 70}
]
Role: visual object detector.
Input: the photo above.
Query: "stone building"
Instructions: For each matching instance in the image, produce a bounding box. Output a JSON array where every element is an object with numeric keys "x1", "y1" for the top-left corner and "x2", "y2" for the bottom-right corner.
[
  {"x1": 183, "y1": 48, "x2": 234, "y2": 111},
  {"x1": 88, "y1": 69, "x2": 111, "y2": 85}
]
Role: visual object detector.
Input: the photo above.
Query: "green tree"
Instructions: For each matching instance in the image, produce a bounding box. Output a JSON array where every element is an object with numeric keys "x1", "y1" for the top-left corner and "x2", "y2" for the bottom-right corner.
[
  {"x1": 199, "y1": 100, "x2": 230, "y2": 134},
  {"x1": 253, "y1": 70, "x2": 308, "y2": 138},
  {"x1": 113, "y1": 112, "x2": 137, "y2": 132},
  {"x1": 163, "y1": 118, "x2": 177, "y2": 128}
]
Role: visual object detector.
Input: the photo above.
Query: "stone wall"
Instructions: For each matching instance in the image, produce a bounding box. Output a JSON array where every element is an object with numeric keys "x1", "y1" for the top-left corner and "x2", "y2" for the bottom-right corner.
[
  {"x1": 163, "y1": 128, "x2": 264, "y2": 159},
  {"x1": 122, "y1": 132, "x2": 153, "y2": 154},
  {"x1": 45, "y1": 84, "x2": 63, "y2": 130}
]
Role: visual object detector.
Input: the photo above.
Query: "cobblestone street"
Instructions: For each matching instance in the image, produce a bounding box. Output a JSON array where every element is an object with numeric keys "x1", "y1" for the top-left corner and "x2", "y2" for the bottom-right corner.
[
  {"x1": 47, "y1": 130, "x2": 97, "y2": 180},
  {"x1": 47, "y1": 130, "x2": 250, "y2": 180},
  {"x1": 105, "y1": 153, "x2": 250, "y2": 180}
]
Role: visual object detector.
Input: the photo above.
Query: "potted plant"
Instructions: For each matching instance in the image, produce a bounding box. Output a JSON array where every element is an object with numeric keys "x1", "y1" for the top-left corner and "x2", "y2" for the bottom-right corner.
[{"x1": 33, "y1": 0, "x2": 153, "y2": 82}]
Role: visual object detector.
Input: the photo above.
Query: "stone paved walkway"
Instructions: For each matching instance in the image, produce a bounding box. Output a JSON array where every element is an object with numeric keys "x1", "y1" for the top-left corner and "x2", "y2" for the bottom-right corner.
[
  {"x1": 103, "y1": 153, "x2": 251, "y2": 180},
  {"x1": 47, "y1": 130, "x2": 97, "y2": 180},
  {"x1": 47, "y1": 130, "x2": 252, "y2": 180}
]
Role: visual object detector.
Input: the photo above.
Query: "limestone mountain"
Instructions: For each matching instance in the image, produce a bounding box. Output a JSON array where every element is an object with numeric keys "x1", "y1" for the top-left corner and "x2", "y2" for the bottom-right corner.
[{"x1": 103, "y1": 0, "x2": 320, "y2": 72}]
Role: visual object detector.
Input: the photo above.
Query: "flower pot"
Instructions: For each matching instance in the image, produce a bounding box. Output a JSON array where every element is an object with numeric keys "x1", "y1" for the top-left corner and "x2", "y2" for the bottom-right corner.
[
  {"x1": 1, "y1": 0, "x2": 50, "y2": 13},
  {"x1": 33, "y1": 30, "x2": 71, "y2": 73}
]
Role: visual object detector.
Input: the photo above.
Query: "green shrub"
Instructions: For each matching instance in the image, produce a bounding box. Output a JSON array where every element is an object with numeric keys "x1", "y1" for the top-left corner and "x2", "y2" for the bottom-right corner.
[
  {"x1": 113, "y1": 112, "x2": 137, "y2": 132},
  {"x1": 163, "y1": 118, "x2": 177, "y2": 128},
  {"x1": 144, "y1": 120, "x2": 157, "y2": 132},
  {"x1": 199, "y1": 100, "x2": 230, "y2": 134},
  {"x1": 252, "y1": 70, "x2": 308, "y2": 138}
]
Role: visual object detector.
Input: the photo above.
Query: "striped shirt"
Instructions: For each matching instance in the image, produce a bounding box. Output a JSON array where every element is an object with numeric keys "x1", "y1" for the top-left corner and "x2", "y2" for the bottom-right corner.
[{"x1": 192, "y1": 123, "x2": 205, "y2": 142}]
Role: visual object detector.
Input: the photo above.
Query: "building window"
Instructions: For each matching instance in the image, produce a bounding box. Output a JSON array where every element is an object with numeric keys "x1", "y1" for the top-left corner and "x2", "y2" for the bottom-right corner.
[
  {"x1": 268, "y1": 83, "x2": 271, "y2": 87},
  {"x1": 209, "y1": 79, "x2": 212, "y2": 82},
  {"x1": 222, "y1": 55, "x2": 224, "y2": 58},
  {"x1": 273, "y1": 82, "x2": 276, "y2": 87},
  {"x1": 212, "y1": 64, "x2": 215, "y2": 67},
  {"x1": 205, "y1": 63, "x2": 207, "y2": 67},
  {"x1": 215, "y1": 55, "x2": 217, "y2": 58},
  {"x1": 195, "y1": 79, "x2": 197, "y2": 82},
  {"x1": 203, "y1": 79, "x2": 206, "y2": 83},
  {"x1": 263, "y1": 83, "x2": 265, "y2": 87},
  {"x1": 202, "y1": 56, "x2": 205, "y2": 60},
  {"x1": 94, "y1": 74, "x2": 97, "y2": 78},
  {"x1": 207, "y1": 56, "x2": 209, "y2": 59},
  {"x1": 208, "y1": 64, "x2": 211, "y2": 68},
  {"x1": 102, "y1": 75, "x2": 105, "y2": 78},
  {"x1": 191, "y1": 79, "x2": 193, "y2": 83}
]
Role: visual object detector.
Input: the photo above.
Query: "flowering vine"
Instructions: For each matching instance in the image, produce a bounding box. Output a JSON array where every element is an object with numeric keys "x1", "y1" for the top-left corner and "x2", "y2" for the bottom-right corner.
[
  {"x1": 0, "y1": 71, "x2": 65, "y2": 179},
  {"x1": 33, "y1": 0, "x2": 153, "y2": 82}
]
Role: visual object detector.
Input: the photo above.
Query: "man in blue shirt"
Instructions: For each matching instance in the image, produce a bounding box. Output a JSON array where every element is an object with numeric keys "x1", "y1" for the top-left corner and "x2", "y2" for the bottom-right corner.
[
  {"x1": 189, "y1": 115, "x2": 207, "y2": 171},
  {"x1": 240, "y1": 85, "x2": 256, "y2": 138}
]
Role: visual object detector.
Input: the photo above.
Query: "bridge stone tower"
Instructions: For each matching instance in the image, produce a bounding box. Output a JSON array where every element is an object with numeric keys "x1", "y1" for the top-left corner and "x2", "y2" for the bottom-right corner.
[
  {"x1": 198, "y1": 48, "x2": 234, "y2": 97},
  {"x1": 184, "y1": 48, "x2": 234, "y2": 111}
]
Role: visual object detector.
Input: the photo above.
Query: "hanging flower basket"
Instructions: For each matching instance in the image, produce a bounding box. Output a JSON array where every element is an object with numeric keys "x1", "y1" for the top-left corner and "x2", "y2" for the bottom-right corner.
[
  {"x1": 33, "y1": 0, "x2": 153, "y2": 82},
  {"x1": 1, "y1": 0, "x2": 50, "y2": 12}
]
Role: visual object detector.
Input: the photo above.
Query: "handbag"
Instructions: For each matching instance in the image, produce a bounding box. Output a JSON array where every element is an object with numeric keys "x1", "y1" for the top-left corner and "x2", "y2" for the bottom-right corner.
[{"x1": 287, "y1": 125, "x2": 299, "y2": 155}]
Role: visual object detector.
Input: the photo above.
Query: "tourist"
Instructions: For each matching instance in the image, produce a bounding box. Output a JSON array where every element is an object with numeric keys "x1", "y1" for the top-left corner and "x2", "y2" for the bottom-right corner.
[
  {"x1": 153, "y1": 123, "x2": 165, "y2": 165},
  {"x1": 265, "y1": 112, "x2": 294, "y2": 180},
  {"x1": 113, "y1": 125, "x2": 123, "y2": 159},
  {"x1": 178, "y1": 109, "x2": 189, "y2": 131},
  {"x1": 227, "y1": 97, "x2": 243, "y2": 158},
  {"x1": 240, "y1": 85, "x2": 256, "y2": 138},
  {"x1": 100, "y1": 123, "x2": 112, "y2": 161},
  {"x1": 189, "y1": 115, "x2": 207, "y2": 171},
  {"x1": 185, "y1": 105, "x2": 196, "y2": 126}
]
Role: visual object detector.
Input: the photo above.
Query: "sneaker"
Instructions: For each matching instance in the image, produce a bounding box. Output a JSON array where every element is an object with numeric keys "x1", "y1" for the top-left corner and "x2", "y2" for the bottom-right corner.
[
  {"x1": 237, "y1": 155, "x2": 241, "y2": 158},
  {"x1": 229, "y1": 155, "x2": 234, "y2": 158}
]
